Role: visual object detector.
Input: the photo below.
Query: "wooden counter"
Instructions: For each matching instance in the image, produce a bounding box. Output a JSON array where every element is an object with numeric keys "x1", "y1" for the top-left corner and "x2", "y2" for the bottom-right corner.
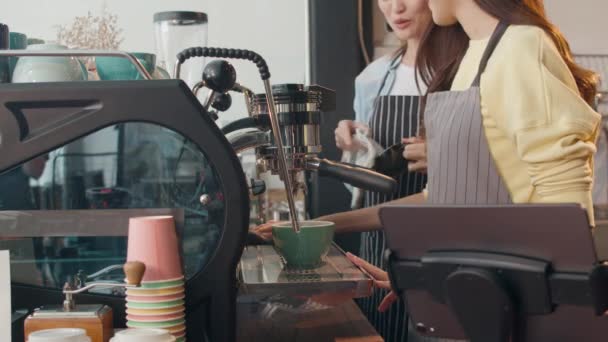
[{"x1": 237, "y1": 300, "x2": 383, "y2": 342}]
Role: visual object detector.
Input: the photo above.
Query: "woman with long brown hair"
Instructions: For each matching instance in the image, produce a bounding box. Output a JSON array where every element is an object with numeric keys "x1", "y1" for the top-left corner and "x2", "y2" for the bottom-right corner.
[{"x1": 309, "y1": 0, "x2": 600, "y2": 341}]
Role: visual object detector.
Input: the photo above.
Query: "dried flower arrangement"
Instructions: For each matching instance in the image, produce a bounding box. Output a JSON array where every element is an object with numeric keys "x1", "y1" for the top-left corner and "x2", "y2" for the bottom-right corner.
[{"x1": 56, "y1": 5, "x2": 124, "y2": 68}]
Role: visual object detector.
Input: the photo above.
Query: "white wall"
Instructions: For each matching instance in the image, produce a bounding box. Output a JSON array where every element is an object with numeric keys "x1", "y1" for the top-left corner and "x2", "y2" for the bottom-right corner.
[
  {"x1": 545, "y1": 0, "x2": 608, "y2": 54},
  {"x1": 2, "y1": 0, "x2": 308, "y2": 123}
]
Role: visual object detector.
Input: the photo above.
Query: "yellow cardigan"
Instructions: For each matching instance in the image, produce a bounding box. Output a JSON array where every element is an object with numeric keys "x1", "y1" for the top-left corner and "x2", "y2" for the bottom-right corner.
[{"x1": 450, "y1": 25, "x2": 601, "y2": 225}]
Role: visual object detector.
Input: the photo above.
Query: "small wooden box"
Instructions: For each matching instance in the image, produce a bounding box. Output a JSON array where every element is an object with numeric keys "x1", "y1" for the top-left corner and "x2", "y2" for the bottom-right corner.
[{"x1": 24, "y1": 305, "x2": 114, "y2": 342}]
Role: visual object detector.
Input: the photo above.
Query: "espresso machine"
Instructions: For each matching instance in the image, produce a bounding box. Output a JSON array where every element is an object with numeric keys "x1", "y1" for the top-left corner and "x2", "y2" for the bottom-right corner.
[
  {"x1": 176, "y1": 51, "x2": 396, "y2": 228},
  {"x1": 0, "y1": 47, "x2": 391, "y2": 341}
]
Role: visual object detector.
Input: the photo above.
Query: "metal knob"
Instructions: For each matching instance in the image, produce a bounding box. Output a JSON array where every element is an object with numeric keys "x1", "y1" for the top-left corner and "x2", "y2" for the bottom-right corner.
[
  {"x1": 212, "y1": 92, "x2": 232, "y2": 112},
  {"x1": 202, "y1": 60, "x2": 237, "y2": 93}
]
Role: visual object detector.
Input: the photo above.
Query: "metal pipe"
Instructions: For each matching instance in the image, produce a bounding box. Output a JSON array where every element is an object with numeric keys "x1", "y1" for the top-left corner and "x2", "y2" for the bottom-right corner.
[
  {"x1": 174, "y1": 57, "x2": 182, "y2": 79},
  {"x1": 233, "y1": 83, "x2": 255, "y2": 116},
  {"x1": 263, "y1": 80, "x2": 300, "y2": 233},
  {"x1": 86, "y1": 264, "x2": 124, "y2": 280},
  {"x1": 203, "y1": 91, "x2": 216, "y2": 111},
  {"x1": 0, "y1": 50, "x2": 153, "y2": 80},
  {"x1": 228, "y1": 131, "x2": 271, "y2": 154},
  {"x1": 192, "y1": 81, "x2": 206, "y2": 97},
  {"x1": 63, "y1": 282, "x2": 138, "y2": 295}
]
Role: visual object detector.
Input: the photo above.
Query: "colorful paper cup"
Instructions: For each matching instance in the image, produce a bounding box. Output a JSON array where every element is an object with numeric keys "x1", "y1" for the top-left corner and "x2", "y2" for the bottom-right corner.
[
  {"x1": 126, "y1": 306, "x2": 185, "y2": 316},
  {"x1": 166, "y1": 325, "x2": 186, "y2": 334},
  {"x1": 126, "y1": 286, "x2": 184, "y2": 297},
  {"x1": 140, "y1": 277, "x2": 184, "y2": 289},
  {"x1": 127, "y1": 318, "x2": 185, "y2": 329},
  {"x1": 126, "y1": 299, "x2": 184, "y2": 310},
  {"x1": 127, "y1": 216, "x2": 183, "y2": 282},
  {"x1": 126, "y1": 293, "x2": 185, "y2": 303},
  {"x1": 127, "y1": 312, "x2": 185, "y2": 322}
]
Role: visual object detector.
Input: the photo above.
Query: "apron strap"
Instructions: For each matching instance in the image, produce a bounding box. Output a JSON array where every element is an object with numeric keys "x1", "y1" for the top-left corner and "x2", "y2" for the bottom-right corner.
[{"x1": 471, "y1": 21, "x2": 510, "y2": 87}]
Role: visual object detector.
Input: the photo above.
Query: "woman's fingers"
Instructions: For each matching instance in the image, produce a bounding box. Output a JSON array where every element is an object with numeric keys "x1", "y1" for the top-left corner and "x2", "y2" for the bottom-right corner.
[
  {"x1": 346, "y1": 252, "x2": 389, "y2": 281},
  {"x1": 352, "y1": 121, "x2": 370, "y2": 135},
  {"x1": 407, "y1": 161, "x2": 428, "y2": 173},
  {"x1": 252, "y1": 220, "x2": 279, "y2": 241},
  {"x1": 402, "y1": 136, "x2": 424, "y2": 144},
  {"x1": 378, "y1": 291, "x2": 399, "y2": 312},
  {"x1": 373, "y1": 279, "x2": 393, "y2": 290},
  {"x1": 403, "y1": 143, "x2": 426, "y2": 161},
  {"x1": 335, "y1": 120, "x2": 355, "y2": 149}
]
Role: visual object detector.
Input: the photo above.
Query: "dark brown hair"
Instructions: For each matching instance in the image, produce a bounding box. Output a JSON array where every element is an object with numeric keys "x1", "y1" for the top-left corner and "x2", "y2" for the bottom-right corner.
[{"x1": 416, "y1": 0, "x2": 598, "y2": 104}]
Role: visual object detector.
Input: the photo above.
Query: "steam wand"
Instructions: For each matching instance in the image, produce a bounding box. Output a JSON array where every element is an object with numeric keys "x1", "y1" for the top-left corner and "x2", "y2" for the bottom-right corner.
[{"x1": 175, "y1": 48, "x2": 301, "y2": 233}]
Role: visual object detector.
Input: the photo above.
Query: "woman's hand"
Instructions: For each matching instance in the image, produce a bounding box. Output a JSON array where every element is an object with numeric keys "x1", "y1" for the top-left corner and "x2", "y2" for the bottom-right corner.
[
  {"x1": 403, "y1": 137, "x2": 427, "y2": 173},
  {"x1": 346, "y1": 252, "x2": 398, "y2": 312},
  {"x1": 251, "y1": 220, "x2": 278, "y2": 241},
  {"x1": 335, "y1": 120, "x2": 369, "y2": 152}
]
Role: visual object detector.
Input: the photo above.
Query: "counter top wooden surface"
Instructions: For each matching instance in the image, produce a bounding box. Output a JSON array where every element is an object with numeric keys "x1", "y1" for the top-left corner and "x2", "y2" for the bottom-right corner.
[{"x1": 237, "y1": 300, "x2": 383, "y2": 342}]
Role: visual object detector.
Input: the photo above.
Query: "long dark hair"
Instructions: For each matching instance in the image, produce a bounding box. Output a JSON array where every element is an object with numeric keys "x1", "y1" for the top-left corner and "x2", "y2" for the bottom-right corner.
[{"x1": 416, "y1": 0, "x2": 598, "y2": 105}]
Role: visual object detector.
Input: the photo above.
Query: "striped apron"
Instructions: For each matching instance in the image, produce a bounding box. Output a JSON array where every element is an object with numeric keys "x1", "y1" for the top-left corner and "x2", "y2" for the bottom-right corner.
[
  {"x1": 359, "y1": 94, "x2": 427, "y2": 342},
  {"x1": 408, "y1": 22, "x2": 511, "y2": 342}
]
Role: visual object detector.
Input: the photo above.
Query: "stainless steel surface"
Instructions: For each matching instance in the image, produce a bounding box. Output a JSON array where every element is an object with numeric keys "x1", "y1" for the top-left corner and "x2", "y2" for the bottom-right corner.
[
  {"x1": 229, "y1": 131, "x2": 271, "y2": 154},
  {"x1": 252, "y1": 102, "x2": 322, "y2": 116},
  {"x1": 233, "y1": 83, "x2": 255, "y2": 116},
  {"x1": 0, "y1": 208, "x2": 184, "y2": 238},
  {"x1": 174, "y1": 57, "x2": 182, "y2": 79},
  {"x1": 203, "y1": 90, "x2": 216, "y2": 111},
  {"x1": 281, "y1": 124, "x2": 322, "y2": 158},
  {"x1": 63, "y1": 282, "x2": 137, "y2": 295},
  {"x1": 0, "y1": 50, "x2": 153, "y2": 80},
  {"x1": 239, "y1": 244, "x2": 372, "y2": 297},
  {"x1": 86, "y1": 264, "x2": 123, "y2": 280},
  {"x1": 192, "y1": 80, "x2": 206, "y2": 97},
  {"x1": 263, "y1": 80, "x2": 300, "y2": 233},
  {"x1": 305, "y1": 158, "x2": 321, "y2": 170}
]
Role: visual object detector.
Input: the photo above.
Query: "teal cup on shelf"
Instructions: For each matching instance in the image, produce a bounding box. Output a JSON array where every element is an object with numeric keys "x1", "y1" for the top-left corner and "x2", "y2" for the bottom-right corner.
[
  {"x1": 9, "y1": 32, "x2": 27, "y2": 78},
  {"x1": 96, "y1": 52, "x2": 156, "y2": 80}
]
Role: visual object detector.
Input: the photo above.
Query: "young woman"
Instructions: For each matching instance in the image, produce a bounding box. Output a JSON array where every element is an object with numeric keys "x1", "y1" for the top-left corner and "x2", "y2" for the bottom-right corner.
[
  {"x1": 333, "y1": 1, "x2": 432, "y2": 340},
  {"x1": 343, "y1": 0, "x2": 601, "y2": 341}
]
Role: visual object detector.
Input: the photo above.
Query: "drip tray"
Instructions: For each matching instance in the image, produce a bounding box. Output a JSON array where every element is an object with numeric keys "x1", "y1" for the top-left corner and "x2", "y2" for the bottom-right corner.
[{"x1": 238, "y1": 244, "x2": 372, "y2": 298}]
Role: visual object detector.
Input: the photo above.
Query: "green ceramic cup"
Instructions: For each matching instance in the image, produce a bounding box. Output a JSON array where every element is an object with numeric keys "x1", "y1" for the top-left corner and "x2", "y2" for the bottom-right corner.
[
  {"x1": 272, "y1": 221, "x2": 335, "y2": 268},
  {"x1": 96, "y1": 52, "x2": 156, "y2": 80}
]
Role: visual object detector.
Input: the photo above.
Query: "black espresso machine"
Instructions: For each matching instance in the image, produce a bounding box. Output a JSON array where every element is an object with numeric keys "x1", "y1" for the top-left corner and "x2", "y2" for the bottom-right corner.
[{"x1": 0, "y1": 48, "x2": 395, "y2": 341}]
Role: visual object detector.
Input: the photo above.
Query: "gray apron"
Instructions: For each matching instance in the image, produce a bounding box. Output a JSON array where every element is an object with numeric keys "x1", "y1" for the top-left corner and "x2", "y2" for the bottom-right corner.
[
  {"x1": 410, "y1": 22, "x2": 511, "y2": 342},
  {"x1": 359, "y1": 78, "x2": 427, "y2": 341}
]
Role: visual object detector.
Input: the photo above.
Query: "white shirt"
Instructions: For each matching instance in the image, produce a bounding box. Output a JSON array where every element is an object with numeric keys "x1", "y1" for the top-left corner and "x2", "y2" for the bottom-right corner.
[{"x1": 389, "y1": 64, "x2": 426, "y2": 96}]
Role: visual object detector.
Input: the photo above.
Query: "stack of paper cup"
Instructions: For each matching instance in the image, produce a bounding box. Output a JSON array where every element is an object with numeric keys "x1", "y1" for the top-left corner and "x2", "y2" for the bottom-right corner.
[{"x1": 126, "y1": 216, "x2": 186, "y2": 342}]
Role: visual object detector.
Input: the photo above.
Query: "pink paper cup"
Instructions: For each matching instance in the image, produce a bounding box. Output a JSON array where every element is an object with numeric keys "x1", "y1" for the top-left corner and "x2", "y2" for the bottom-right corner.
[
  {"x1": 127, "y1": 216, "x2": 183, "y2": 282},
  {"x1": 126, "y1": 293, "x2": 185, "y2": 303},
  {"x1": 127, "y1": 312, "x2": 185, "y2": 322}
]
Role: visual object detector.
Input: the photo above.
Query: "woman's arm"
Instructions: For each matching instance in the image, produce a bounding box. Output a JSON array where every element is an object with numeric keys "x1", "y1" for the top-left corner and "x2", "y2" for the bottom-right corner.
[
  {"x1": 320, "y1": 192, "x2": 425, "y2": 233},
  {"x1": 252, "y1": 192, "x2": 425, "y2": 239}
]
